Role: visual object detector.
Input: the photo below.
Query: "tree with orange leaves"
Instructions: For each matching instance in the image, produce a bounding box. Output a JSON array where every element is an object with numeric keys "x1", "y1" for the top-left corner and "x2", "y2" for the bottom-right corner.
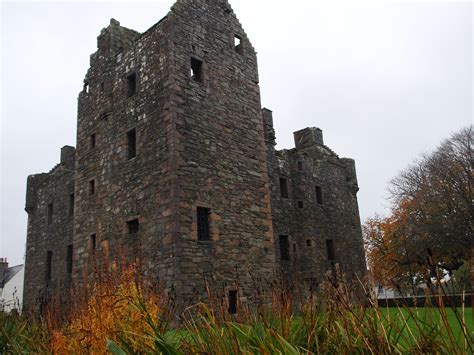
[{"x1": 365, "y1": 126, "x2": 473, "y2": 293}]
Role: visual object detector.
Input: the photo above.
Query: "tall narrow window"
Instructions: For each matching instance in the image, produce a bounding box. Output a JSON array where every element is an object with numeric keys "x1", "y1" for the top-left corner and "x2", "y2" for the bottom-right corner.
[
  {"x1": 326, "y1": 239, "x2": 336, "y2": 262},
  {"x1": 228, "y1": 290, "x2": 238, "y2": 315},
  {"x1": 297, "y1": 161, "x2": 303, "y2": 171},
  {"x1": 66, "y1": 245, "x2": 73, "y2": 274},
  {"x1": 90, "y1": 133, "x2": 96, "y2": 150},
  {"x1": 90, "y1": 234, "x2": 97, "y2": 250},
  {"x1": 279, "y1": 178, "x2": 289, "y2": 199},
  {"x1": 197, "y1": 207, "x2": 210, "y2": 241},
  {"x1": 127, "y1": 129, "x2": 137, "y2": 159},
  {"x1": 127, "y1": 219, "x2": 140, "y2": 234},
  {"x1": 45, "y1": 251, "x2": 52, "y2": 282},
  {"x1": 89, "y1": 180, "x2": 95, "y2": 196},
  {"x1": 315, "y1": 186, "x2": 323, "y2": 205},
  {"x1": 47, "y1": 203, "x2": 53, "y2": 225},
  {"x1": 279, "y1": 235, "x2": 290, "y2": 261},
  {"x1": 69, "y1": 193, "x2": 75, "y2": 217},
  {"x1": 234, "y1": 35, "x2": 242, "y2": 53},
  {"x1": 191, "y1": 57, "x2": 203, "y2": 82},
  {"x1": 127, "y1": 72, "x2": 137, "y2": 97}
]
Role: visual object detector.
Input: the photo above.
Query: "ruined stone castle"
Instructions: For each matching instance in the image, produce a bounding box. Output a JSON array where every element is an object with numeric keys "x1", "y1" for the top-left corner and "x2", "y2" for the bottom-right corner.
[{"x1": 23, "y1": 0, "x2": 366, "y2": 311}]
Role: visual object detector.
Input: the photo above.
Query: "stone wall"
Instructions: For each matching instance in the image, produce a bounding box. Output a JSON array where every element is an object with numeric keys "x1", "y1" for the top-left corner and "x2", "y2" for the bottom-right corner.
[{"x1": 23, "y1": 147, "x2": 75, "y2": 309}]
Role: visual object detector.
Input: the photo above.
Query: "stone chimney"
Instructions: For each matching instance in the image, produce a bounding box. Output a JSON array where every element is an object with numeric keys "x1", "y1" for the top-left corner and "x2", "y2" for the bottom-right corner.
[
  {"x1": 294, "y1": 127, "x2": 324, "y2": 149},
  {"x1": 0, "y1": 258, "x2": 8, "y2": 287}
]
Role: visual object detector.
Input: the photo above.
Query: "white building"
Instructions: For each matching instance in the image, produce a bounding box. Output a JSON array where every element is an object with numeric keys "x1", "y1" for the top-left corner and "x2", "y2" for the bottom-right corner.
[{"x1": 0, "y1": 258, "x2": 24, "y2": 313}]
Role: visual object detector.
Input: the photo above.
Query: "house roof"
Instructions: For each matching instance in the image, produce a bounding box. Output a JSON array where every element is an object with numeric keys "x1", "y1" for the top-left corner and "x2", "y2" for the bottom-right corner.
[{"x1": 1, "y1": 265, "x2": 23, "y2": 288}]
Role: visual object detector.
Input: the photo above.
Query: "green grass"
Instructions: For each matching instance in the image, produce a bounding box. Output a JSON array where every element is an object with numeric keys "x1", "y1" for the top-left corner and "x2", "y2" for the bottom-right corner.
[{"x1": 379, "y1": 307, "x2": 473, "y2": 348}]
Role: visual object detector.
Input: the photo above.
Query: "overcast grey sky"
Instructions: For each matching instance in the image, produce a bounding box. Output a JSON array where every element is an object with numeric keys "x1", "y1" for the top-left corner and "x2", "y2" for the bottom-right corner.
[{"x1": 1, "y1": 0, "x2": 472, "y2": 266}]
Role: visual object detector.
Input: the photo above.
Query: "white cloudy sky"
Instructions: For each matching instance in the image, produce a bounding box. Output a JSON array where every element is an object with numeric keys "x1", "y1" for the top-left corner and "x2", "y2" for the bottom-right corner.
[{"x1": 1, "y1": 0, "x2": 472, "y2": 266}]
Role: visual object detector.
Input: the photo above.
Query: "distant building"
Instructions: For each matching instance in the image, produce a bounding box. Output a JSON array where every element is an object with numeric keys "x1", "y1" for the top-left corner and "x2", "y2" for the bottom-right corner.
[
  {"x1": 0, "y1": 258, "x2": 24, "y2": 313},
  {"x1": 23, "y1": 0, "x2": 367, "y2": 312}
]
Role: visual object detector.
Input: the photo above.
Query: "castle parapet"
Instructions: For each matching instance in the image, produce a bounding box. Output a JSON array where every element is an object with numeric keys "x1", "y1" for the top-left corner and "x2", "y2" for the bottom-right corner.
[
  {"x1": 60, "y1": 146, "x2": 76, "y2": 170},
  {"x1": 293, "y1": 127, "x2": 324, "y2": 149}
]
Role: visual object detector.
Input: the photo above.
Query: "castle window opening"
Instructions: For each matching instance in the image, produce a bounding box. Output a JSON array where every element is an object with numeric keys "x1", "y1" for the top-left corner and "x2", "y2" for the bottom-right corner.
[
  {"x1": 306, "y1": 239, "x2": 312, "y2": 247},
  {"x1": 191, "y1": 57, "x2": 203, "y2": 82},
  {"x1": 89, "y1": 180, "x2": 95, "y2": 196},
  {"x1": 100, "y1": 82, "x2": 105, "y2": 92},
  {"x1": 127, "y1": 72, "x2": 137, "y2": 97},
  {"x1": 297, "y1": 161, "x2": 303, "y2": 171},
  {"x1": 90, "y1": 234, "x2": 97, "y2": 250},
  {"x1": 127, "y1": 219, "x2": 140, "y2": 234},
  {"x1": 279, "y1": 235, "x2": 290, "y2": 261},
  {"x1": 315, "y1": 186, "x2": 323, "y2": 205},
  {"x1": 45, "y1": 251, "x2": 52, "y2": 281},
  {"x1": 90, "y1": 133, "x2": 96, "y2": 150},
  {"x1": 279, "y1": 178, "x2": 289, "y2": 199},
  {"x1": 326, "y1": 239, "x2": 336, "y2": 262},
  {"x1": 68, "y1": 194, "x2": 74, "y2": 217},
  {"x1": 66, "y1": 245, "x2": 73, "y2": 274},
  {"x1": 127, "y1": 129, "x2": 137, "y2": 159},
  {"x1": 293, "y1": 243, "x2": 297, "y2": 253},
  {"x1": 47, "y1": 203, "x2": 53, "y2": 225},
  {"x1": 234, "y1": 35, "x2": 242, "y2": 53},
  {"x1": 228, "y1": 290, "x2": 238, "y2": 314},
  {"x1": 197, "y1": 207, "x2": 211, "y2": 241},
  {"x1": 84, "y1": 82, "x2": 89, "y2": 94},
  {"x1": 298, "y1": 201, "x2": 304, "y2": 209}
]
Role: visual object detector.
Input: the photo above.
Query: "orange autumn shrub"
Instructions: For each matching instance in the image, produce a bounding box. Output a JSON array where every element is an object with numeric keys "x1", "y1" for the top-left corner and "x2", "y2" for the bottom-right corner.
[{"x1": 50, "y1": 261, "x2": 168, "y2": 354}]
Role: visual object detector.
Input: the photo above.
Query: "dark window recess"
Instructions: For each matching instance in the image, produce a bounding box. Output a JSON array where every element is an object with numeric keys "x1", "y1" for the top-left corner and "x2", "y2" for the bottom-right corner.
[
  {"x1": 197, "y1": 207, "x2": 211, "y2": 241},
  {"x1": 127, "y1": 129, "x2": 137, "y2": 159},
  {"x1": 316, "y1": 186, "x2": 324, "y2": 205},
  {"x1": 127, "y1": 72, "x2": 137, "y2": 97},
  {"x1": 191, "y1": 57, "x2": 203, "y2": 82},
  {"x1": 279, "y1": 235, "x2": 290, "y2": 261},
  {"x1": 66, "y1": 245, "x2": 73, "y2": 274},
  {"x1": 326, "y1": 239, "x2": 336, "y2": 262},
  {"x1": 297, "y1": 161, "x2": 303, "y2": 171},
  {"x1": 45, "y1": 251, "x2": 52, "y2": 281},
  {"x1": 68, "y1": 194, "x2": 75, "y2": 217},
  {"x1": 47, "y1": 203, "x2": 53, "y2": 225},
  {"x1": 298, "y1": 201, "x2": 304, "y2": 209},
  {"x1": 234, "y1": 35, "x2": 242, "y2": 53},
  {"x1": 293, "y1": 243, "x2": 297, "y2": 253},
  {"x1": 90, "y1": 133, "x2": 96, "y2": 149},
  {"x1": 279, "y1": 178, "x2": 289, "y2": 199},
  {"x1": 100, "y1": 82, "x2": 105, "y2": 92},
  {"x1": 228, "y1": 290, "x2": 238, "y2": 315},
  {"x1": 307, "y1": 240, "x2": 312, "y2": 247},
  {"x1": 127, "y1": 219, "x2": 140, "y2": 234},
  {"x1": 89, "y1": 180, "x2": 95, "y2": 196},
  {"x1": 90, "y1": 234, "x2": 97, "y2": 250}
]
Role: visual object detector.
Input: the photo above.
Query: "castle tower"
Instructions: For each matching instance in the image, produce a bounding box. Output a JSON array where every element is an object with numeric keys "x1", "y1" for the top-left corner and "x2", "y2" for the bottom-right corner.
[{"x1": 73, "y1": 0, "x2": 276, "y2": 306}]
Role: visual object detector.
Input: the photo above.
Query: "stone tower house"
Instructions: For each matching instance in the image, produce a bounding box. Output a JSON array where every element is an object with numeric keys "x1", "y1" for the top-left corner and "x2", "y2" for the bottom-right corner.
[{"x1": 23, "y1": 0, "x2": 366, "y2": 311}]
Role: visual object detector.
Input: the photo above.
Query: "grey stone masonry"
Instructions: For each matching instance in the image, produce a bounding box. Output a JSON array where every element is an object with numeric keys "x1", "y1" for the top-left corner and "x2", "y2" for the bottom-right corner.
[{"x1": 23, "y1": 0, "x2": 366, "y2": 312}]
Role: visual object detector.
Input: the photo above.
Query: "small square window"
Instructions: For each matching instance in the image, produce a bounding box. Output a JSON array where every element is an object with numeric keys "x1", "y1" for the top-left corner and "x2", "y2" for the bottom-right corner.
[
  {"x1": 298, "y1": 201, "x2": 304, "y2": 209},
  {"x1": 234, "y1": 35, "x2": 242, "y2": 53},
  {"x1": 127, "y1": 129, "x2": 137, "y2": 159},
  {"x1": 315, "y1": 186, "x2": 323, "y2": 205},
  {"x1": 47, "y1": 203, "x2": 53, "y2": 225},
  {"x1": 279, "y1": 178, "x2": 289, "y2": 199},
  {"x1": 279, "y1": 235, "x2": 290, "y2": 261},
  {"x1": 89, "y1": 180, "x2": 95, "y2": 196},
  {"x1": 197, "y1": 207, "x2": 211, "y2": 241},
  {"x1": 191, "y1": 57, "x2": 203, "y2": 83},
  {"x1": 90, "y1": 234, "x2": 97, "y2": 250},
  {"x1": 306, "y1": 240, "x2": 312, "y2": 247},
  {"x1": 127, "y1": 219, "x2": 140, "y2": 234},
  {"x1": 127, "y1": 72, "x2": 137, "y2": 97},
  {"x1": 228, "y1": 290, "x2": 238, "y2": 315},
  {"x1": 90, "y1": 133, "x2": 96, "y2": 150}
]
